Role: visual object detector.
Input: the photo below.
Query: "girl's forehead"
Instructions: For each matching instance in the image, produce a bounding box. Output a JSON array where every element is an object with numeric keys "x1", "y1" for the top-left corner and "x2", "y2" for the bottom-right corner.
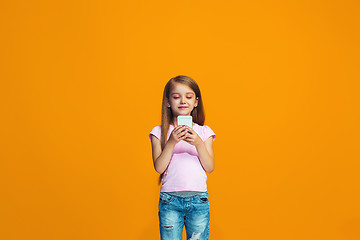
[{"x1": 170, "y1": 83, "x2": 195, "y2": 94}]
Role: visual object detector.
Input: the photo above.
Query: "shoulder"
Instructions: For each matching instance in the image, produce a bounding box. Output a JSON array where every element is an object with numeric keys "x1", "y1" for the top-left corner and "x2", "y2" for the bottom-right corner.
[
  {"x1": 194, "y1": 124, "x2": 216, "y2": 141},
  {"x1": 151, "y1": 125, "x2": 161, "y2": 131},
  {"x1": 194, "y1": 123, "x2": 215, "y2": 131},
  {"x1": 149, "y1": 125, "x2": 161, "y2": 141}
]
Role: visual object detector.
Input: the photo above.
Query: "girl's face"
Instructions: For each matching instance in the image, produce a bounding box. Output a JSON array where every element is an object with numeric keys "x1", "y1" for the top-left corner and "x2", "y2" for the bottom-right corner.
[{"x1": 167, "y1": 82, "x2": 199, "y2": 119}]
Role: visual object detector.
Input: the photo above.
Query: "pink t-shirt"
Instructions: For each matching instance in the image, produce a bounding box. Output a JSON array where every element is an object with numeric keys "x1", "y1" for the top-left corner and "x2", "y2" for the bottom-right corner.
[{"x1": 149, "y1": 123, "x2": 216, "y2": 192}]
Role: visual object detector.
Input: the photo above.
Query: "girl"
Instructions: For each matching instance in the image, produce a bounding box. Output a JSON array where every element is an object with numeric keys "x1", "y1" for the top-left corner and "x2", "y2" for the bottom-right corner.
[{"x1": 149, "y1": 75, "x2": 216, "y2": 240}]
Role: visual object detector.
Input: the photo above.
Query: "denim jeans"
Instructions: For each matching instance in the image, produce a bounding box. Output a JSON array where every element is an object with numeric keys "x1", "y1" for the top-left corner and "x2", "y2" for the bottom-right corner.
[{"x1": 158, "y1": 191, "x2": 210, "y2": 240}]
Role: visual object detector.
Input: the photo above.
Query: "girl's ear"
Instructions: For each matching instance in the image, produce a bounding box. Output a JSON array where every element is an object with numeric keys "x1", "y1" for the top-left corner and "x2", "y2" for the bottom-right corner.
[{"x1": 195, "y1": 97, "x2": 199, "y2": 107}]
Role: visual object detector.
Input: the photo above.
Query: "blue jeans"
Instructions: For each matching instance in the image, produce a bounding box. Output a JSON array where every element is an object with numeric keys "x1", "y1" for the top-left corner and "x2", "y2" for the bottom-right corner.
[{"x1": 158, "y1": 192, "x2": 210, "y2": 240}]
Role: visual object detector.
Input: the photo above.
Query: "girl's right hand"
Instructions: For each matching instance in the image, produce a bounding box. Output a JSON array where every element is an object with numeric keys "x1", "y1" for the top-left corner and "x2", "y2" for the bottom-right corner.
[{"x1": 168, "y1": 125, "x2": 188, "y2": 145}]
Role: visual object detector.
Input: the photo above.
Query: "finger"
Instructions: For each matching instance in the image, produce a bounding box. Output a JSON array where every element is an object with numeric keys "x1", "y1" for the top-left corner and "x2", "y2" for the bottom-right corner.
[
  {"x1": 174, "y1": 126, "x2": 186, "y2": 134},
  {"x1": 180, "y1": 131, "x2": 188, "y2": 138},
  {"x1": 175, "y1": 125, "x2": 186, "y2": 131},
  {"x1": 180, "y1": 132, "x2": 190, "y2": 139},
  {"x1": 185, "y1": 127, "x2": 193, "y2": 134},
  {"x1": 183, "y1": 136, "x2": 192, "y2": 142},
  {"x1": 177, "y1": 127, "x2": 187, "y2": 135}
]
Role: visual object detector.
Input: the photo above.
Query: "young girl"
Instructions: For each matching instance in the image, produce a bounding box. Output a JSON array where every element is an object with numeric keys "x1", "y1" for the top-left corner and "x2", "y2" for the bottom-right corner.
[{"x1": 149, "y1": 75, "x2": 216, "y2": 240}]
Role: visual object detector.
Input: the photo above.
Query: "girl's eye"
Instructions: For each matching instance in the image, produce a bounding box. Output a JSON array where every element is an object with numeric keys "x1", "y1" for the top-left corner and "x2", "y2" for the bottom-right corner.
[{"x1": 173, "y1": 96, "x2": 193, "y2": 99}]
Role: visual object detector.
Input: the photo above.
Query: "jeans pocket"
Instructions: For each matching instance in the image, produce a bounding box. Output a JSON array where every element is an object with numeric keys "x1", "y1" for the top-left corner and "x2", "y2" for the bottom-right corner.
[
  {"x1": 159, "y1": 192, "x2": 175, "y2": 204},
  {"x1": 196, "y1": 192, "x2": 209, "y2": 203}
]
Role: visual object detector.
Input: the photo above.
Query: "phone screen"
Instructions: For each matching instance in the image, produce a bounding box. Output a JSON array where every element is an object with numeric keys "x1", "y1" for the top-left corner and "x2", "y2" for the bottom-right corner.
[{"x1": 177, "y1": 116, "x2": 193, "y2": 128}]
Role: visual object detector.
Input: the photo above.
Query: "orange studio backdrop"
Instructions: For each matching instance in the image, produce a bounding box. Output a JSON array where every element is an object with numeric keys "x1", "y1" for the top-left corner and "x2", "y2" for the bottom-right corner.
[{"x1": 1, "y1": 0, "x2": 359, "y2": 239}]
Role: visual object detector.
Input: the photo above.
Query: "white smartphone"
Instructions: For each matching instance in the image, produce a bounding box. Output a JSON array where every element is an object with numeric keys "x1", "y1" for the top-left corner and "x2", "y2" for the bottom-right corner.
[{"x1": 177, "y1": 115, "x2": 193, "y2": 128}]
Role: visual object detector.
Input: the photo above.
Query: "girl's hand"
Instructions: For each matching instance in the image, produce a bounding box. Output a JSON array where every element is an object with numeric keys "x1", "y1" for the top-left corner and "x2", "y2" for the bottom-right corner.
[
  {"x1": 183, "y1": 126, "x2": 203, "y2": 147},
  {"x1": 168, "y1": 125, "x2": 188, "y2": 145}
]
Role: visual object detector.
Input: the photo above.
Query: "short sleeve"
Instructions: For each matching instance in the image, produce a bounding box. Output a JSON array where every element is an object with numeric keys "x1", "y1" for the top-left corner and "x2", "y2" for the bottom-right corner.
[
  {"x1": 149, "y1": 126, "x2": 161, "y2": 141},
  {"x1": 203, "y1": 125, "x2": 216, "y2": 141}
]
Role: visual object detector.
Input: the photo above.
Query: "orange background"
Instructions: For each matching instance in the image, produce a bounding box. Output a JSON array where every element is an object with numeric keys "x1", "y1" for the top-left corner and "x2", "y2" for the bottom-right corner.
[{"x1": 1, "y1": 0, "x2": 359, "y2": 239}]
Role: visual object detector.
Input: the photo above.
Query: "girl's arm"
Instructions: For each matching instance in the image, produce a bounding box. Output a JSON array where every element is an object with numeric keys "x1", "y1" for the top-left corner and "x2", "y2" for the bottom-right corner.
[
  {"x1": 150, "y1": 136, "x2": 176, "y2": 174},
  {"x1": 195, "y1": 137, "x2": 215, "y2": 173},
  {"x1": 150, "y1": 126, "x2": 188, "y2": 174}
]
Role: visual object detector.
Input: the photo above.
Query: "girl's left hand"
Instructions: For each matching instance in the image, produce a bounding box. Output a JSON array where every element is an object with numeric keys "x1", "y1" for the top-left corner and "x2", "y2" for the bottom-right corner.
[{"x1": 183, "y1": 126, "x2": 203, "y2": 147}]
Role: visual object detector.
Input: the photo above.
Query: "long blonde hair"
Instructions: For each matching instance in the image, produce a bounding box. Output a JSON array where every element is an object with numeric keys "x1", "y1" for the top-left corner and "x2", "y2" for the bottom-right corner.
[{"x1": 158, "y1": 75, "x2": 206, "y2": 184}]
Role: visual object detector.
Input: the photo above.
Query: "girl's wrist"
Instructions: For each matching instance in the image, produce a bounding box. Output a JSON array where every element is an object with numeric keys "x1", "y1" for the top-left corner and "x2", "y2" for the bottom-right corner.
[
  {"x1": 166, "y1": 138, "x2": 176, "y2": 147},
  {"x1": 194, "y1": 140, "x2": 204, "y2": 148}
]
